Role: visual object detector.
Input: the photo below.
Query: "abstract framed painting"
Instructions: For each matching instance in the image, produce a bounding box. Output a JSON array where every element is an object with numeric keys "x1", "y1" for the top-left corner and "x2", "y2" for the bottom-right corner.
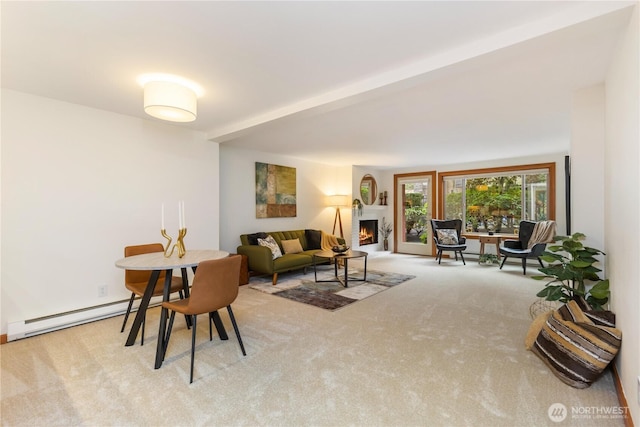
[{"x1": 255, "y1": 162, "x2": 297, "y2": 218}]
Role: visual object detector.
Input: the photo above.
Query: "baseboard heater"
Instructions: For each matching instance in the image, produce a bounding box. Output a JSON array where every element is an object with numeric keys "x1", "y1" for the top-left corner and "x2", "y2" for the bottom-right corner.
[{"x1": 7, "y1": 296, "x2": 168, "y2": 342}]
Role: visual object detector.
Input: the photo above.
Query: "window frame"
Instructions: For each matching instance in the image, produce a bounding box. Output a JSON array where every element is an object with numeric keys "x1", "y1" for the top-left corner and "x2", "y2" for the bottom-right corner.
[{"x1": 436, "y1": 162, "x2": 556, "y2": 229}]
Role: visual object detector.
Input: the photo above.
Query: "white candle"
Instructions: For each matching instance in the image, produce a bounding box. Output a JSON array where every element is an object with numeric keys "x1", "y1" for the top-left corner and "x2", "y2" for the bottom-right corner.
[
  {"x1": 161, "y1": 203, "x2": 165, "y2": 230},
  {"x1": 181, "y1": 201, "x2": 186, "y2": 229},
  {"x1": 178, "y1": 202, "x2": 182, "y2": 229}
]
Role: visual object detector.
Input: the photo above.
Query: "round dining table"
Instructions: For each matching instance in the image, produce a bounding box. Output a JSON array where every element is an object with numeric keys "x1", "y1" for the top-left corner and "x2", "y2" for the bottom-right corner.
[{"x1": 115, "y1": 249, "x2": 229, "y2": 369}]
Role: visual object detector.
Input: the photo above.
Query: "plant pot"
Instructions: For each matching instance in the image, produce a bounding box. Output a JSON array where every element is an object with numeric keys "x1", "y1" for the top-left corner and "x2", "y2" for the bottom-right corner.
[{"x1": 383, "y1": 239, "x2": 389, "y2": 251}]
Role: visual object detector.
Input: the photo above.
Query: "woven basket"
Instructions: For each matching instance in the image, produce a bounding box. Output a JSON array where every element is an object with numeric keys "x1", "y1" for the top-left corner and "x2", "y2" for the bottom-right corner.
[{"x1": 529, "y1": 298, "x2": 560, "y2": 319}]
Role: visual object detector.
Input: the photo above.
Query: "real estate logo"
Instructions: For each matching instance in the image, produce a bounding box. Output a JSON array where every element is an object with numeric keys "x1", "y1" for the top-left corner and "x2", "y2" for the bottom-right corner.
[
  {"x1": 548, "y1": 403, "x2": 629, "y2": 422},
  {"x1": 548, "y1": 403, "x2": 567, "y2": 423}
]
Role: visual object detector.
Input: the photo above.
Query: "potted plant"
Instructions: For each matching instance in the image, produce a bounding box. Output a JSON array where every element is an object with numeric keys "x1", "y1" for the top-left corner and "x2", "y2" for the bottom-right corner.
[
  {"x1": 478, "y1": 253, "x2": 499, "y2": 266},
  {"x1": 352, "y1": 199, "x2": 363, "y2": 217},
  {"x1": 532, "y1": 232, "x2": 610, "y2": 310},
  {"x1": 379, "y1": 217, "x2": 392, "y2": 251}
]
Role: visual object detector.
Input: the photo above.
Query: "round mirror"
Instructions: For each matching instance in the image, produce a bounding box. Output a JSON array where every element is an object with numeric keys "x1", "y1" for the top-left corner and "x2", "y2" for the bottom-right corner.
[{"x1": 360, "y1": 174, "x2": 377, "y2": 205}]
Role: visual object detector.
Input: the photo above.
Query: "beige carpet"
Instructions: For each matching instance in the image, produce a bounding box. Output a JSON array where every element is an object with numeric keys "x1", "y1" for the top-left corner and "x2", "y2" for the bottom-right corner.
[{"x1": 0, "y1": 254, "x2": 624, "y2": 426}]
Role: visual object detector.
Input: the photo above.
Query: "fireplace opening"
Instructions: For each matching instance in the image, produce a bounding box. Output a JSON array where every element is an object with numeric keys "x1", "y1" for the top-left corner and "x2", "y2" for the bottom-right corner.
[{"x1": 359, "y1": 220, "x2": 379, "y2": 246}]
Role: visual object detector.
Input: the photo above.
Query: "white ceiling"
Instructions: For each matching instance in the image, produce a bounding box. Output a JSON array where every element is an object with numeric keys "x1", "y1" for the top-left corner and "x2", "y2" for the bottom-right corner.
[{"x1": 1, "y1": 1, "x2": 636, "y2": 168}]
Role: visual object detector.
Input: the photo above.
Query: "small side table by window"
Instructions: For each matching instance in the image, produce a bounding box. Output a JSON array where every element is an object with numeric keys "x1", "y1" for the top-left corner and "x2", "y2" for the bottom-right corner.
[{"x1": 478, "y1": 234, "x2": 502, "y2": 260}]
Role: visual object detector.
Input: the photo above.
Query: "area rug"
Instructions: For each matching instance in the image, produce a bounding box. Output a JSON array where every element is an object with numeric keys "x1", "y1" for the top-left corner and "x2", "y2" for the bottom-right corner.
[{"x1": 249, "y1": 265, "x2": 415, "y2": 311}]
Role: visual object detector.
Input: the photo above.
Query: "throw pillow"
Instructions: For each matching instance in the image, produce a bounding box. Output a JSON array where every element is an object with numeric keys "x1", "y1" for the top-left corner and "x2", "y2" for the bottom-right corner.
[
  {"x1": 436, "y1": 229, "x2": 459, "y2": 245},
  {"x1": 573, "y1": 295, "x2": 616, "y2": 327},
  {"x1": 281, "y1": 238, "x2": 303, "y2": 254},
  {"x1": 524, "y1": 311, "x2": 552, "y2": 350},
  {"x1": 258, "y1": 235, "x2": 282, "y2": 259},
  {"x1": 305, "y1": 229, "x2": 322, "y2": 250},
  {"x1": 530, "y1": 300, "x2": 622, "y2": 389},
  {"x1": 247, "y1": 232, "x2": 268, "y2": 245}
]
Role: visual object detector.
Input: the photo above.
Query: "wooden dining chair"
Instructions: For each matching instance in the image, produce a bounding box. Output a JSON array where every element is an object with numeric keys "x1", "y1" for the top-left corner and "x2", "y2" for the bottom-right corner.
[
  {"x1": 162, "y1": 256, "x2": 246, "y2": 383},
  {"x1": 121, "y1": 243, "x2": 186, "y2": 345}
]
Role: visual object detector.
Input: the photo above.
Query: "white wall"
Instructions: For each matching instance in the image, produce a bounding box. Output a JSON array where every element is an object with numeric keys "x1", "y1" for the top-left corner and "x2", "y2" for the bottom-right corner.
[
  {"x1": 605, "y1": 4, "x2": 640, "y2": 420},
  {"x1": 218, "y1": 145, "x2": 352, "y2": 253},
  {"x1": 571, "y1": 84, "x2": 605, "y2": 250},
  {"x1": 1, "y1": 90, "x2": 220, "y2": 333}
]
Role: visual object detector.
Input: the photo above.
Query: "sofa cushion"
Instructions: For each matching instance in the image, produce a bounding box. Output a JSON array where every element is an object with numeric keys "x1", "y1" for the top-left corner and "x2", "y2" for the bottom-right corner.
[
  {"x1": 273, "y1": 253, "x2": 314, "y2": 270},
  {"x1": 305, "y1": 229, "x2": 322, "y2": 249},
  {"x1": 258, "y1": 235, "x2": 282, "y2": 259},
  {"x1": 247, "y1": 232, "x2": 268, "y2": 245},
  {"x1": 266, "y1": 231, "x2": 307, "y2": 250},
  {"x1": 281, "y1": 238, "x2": 303, "y2": 254},
  {"x1": 530, "y1": 300, "x2": 622, "y2": 389}
]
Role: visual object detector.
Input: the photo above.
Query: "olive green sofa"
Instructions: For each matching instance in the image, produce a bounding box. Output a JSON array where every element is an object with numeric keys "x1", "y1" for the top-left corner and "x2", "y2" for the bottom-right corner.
[{"x1": 237, "y1": 229, "x2": 345, "y2": 285}]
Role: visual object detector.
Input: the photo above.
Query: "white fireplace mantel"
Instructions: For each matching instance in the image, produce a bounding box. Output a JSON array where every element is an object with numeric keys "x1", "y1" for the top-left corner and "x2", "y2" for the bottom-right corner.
[
  {"x1": 351, "y1": 207, "x2": 388, "y2": 253},
  {"x1": 363, "y1": 205, "x2": 387, "y2": 211}
]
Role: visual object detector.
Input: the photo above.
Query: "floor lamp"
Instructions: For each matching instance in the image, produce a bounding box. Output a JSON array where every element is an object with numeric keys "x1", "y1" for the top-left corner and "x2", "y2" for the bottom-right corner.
[{"x1": 327, "y1": 195, "x2": 350, "y2": 239}]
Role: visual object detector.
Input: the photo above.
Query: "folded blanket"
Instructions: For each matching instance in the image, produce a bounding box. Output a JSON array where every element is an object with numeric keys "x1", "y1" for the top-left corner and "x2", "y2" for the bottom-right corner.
[
  {"x1": 321, "y1": 231, "x2": 341, "y2": 251},
  {"x1": 527, "y1": 220, "x2": 557, "y2": 249}
]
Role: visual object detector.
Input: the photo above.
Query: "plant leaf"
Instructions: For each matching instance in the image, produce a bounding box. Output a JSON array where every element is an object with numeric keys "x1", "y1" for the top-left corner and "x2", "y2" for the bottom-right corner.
[
  {"x1": 589, "y1": 280, "x2": 610, "y2": 299},
  {"x1": 537, "y1": 285, "x2": 565, "y2": 301},
  {"x1": 540, "y1": 253, "x2": 563, "y2": 263},
  {"x1": 569, "y1": 259, "x2": 591, "y2": 268}
]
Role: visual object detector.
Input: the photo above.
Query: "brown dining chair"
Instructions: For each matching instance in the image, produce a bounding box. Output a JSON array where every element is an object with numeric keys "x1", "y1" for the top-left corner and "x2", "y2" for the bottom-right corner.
[
  {"x1": 121, "y1": 243, "x2": 186, "y2": 345},
  {"x1": 162, "y1": 256, "x2": 246, "y2": 383}
]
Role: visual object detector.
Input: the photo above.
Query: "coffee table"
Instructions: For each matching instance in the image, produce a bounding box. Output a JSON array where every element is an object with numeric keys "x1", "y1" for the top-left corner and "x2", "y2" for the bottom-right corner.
[{"x1": 312, "y1": 250, "x2": 368, "y2": 287}]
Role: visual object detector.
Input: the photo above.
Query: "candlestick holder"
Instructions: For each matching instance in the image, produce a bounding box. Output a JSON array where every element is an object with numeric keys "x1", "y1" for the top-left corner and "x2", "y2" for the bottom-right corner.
[{"x1": 161, "y1": 228, "x2": 187, "y2": 258}]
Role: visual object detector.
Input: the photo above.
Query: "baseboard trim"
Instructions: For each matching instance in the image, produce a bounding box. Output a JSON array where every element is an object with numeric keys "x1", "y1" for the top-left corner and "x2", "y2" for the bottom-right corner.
[
  {"x1": 613, "y1": 363, "x2": 635, "y2": 427},
  {"x1": 5, "y1": 294, "x2": 181, "y2": 342}
]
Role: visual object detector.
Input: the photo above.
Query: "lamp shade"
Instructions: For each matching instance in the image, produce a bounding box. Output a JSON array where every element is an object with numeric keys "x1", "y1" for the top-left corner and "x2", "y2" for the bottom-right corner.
[
  {"x1": 143, "y1": 80, "x2": 197, "y2": 122},
  {"x1": 326, "y1": 195, "x2": 350, "y2": 207}
]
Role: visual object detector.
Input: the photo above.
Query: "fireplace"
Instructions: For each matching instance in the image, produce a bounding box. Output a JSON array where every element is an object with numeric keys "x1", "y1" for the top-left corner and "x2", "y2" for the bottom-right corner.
[{"x1": 359, "y1": 220, "x2": 378, "y2": 246}]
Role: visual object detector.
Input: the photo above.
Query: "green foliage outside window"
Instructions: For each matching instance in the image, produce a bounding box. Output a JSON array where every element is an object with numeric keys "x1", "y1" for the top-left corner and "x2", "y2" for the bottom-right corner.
[
  {"x1": 404, "y1": 192, "x2": 428, "y2": 240},
  {"x1": 444, "y1": 171, "x2": 549, "y2": 233}
]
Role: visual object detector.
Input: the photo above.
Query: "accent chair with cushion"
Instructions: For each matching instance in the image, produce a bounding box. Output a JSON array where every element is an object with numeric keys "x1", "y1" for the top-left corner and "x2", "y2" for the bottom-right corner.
[
  {"x1": 430, "y1": 219, "x2": 467, "y2": 265},
  {"x1": 499, "y1": 220, "x2": 556, "y2": 274}
]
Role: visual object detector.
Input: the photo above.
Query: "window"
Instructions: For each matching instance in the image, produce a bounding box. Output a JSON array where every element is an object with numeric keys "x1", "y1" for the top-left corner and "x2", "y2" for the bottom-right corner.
[{"x1": 438, "y1": 163, "x2": 555, "y2": 234}]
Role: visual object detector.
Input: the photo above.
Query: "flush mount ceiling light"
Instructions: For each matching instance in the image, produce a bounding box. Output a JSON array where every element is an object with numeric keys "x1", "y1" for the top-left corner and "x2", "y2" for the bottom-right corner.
[{"x1": 137, "y1": 74, "x2": 204, "y2": 123}]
